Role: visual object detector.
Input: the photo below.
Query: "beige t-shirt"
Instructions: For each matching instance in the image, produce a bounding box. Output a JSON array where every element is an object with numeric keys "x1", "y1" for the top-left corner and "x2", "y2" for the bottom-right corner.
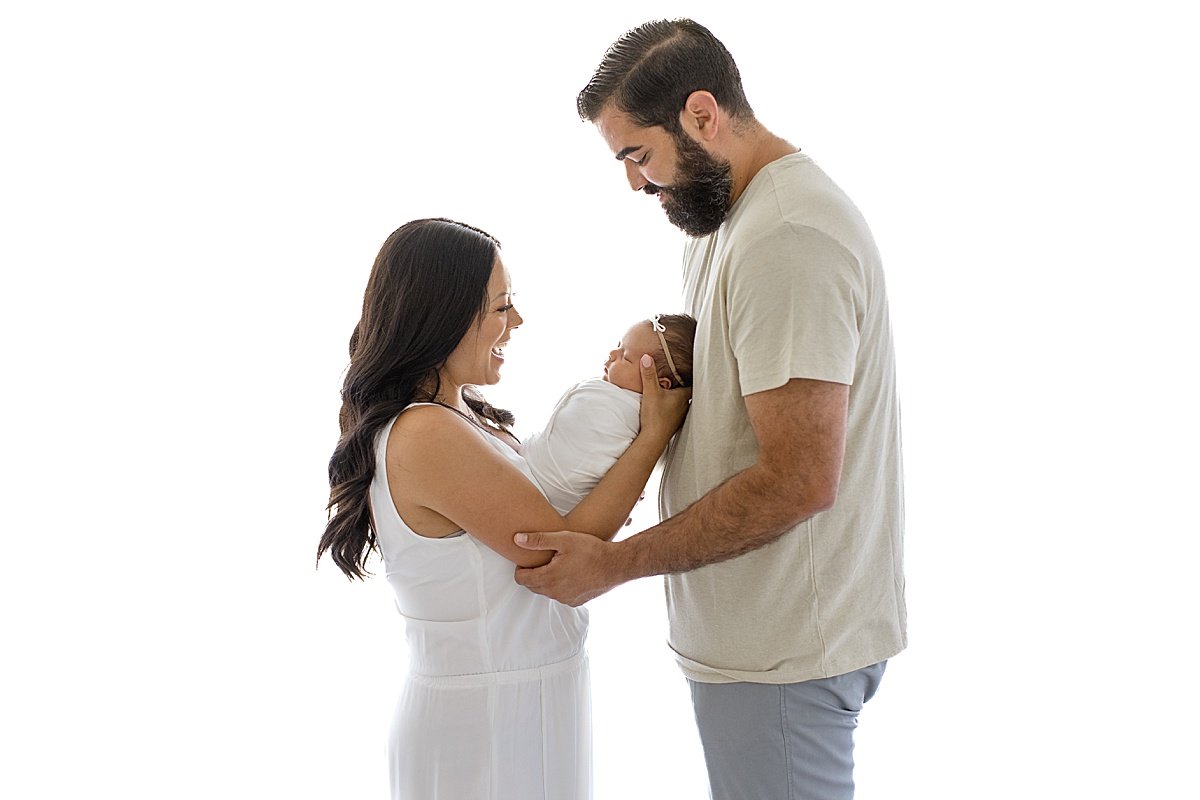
[{"x1": 660, "y1": 152, "x2": 907, "y2": 684}]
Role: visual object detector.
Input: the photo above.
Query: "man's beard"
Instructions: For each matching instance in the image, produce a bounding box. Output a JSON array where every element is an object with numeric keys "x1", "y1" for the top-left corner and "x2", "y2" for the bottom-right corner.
[{"x1": 644, "y1": 132, "x2": 734, "y2": 238}]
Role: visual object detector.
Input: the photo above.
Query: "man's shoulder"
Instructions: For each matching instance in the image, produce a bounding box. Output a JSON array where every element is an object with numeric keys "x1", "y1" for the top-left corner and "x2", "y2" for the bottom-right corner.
[{"x1": 722, "y1": 155, "x2": 874, "y2": 277}]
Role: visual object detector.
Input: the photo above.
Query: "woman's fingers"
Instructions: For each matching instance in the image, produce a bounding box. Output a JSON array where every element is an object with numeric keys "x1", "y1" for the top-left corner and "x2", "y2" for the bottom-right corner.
[{"x1": 639, "y1": 354, "x2": 691, "y2": 436}]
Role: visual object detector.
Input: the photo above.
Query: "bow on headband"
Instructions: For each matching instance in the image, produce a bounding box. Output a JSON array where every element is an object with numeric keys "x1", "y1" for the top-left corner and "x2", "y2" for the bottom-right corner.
[{"x1": 651, "y1": 314, "x2": 684, "y2": 387}]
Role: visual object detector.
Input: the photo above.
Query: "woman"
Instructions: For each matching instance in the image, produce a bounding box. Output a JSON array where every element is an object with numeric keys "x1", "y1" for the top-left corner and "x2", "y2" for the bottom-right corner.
[{"x1": 317, "y1": 218, "x2": 688, "y2": 799}]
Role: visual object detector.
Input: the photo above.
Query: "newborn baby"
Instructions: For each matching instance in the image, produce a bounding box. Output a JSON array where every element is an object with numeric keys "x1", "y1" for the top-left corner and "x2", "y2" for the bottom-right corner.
[{"x1": 523, "y1": 314, "x2": 696, "y2": 515}]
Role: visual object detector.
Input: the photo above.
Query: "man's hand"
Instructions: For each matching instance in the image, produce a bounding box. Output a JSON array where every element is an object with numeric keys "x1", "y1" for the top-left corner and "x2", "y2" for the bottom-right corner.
[{"x1": 513, "y1": 530, "x2": 623, "y2": 607}]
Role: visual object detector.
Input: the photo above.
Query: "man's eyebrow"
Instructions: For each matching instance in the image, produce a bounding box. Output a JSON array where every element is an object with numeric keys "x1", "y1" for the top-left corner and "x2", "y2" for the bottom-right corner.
[{"x1": 615, "y1": 146, "x2": 642, "y2": 161}]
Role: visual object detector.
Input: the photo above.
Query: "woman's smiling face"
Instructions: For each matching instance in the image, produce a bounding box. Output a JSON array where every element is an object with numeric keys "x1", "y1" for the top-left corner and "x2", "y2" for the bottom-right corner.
[{"x1": 442, "y1": 257, "x2": 522, "y2": 388}]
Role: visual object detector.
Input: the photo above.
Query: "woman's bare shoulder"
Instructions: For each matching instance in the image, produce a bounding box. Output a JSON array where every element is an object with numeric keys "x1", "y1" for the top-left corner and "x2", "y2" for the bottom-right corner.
[{"x1": 388, "y1": 404, "x2": 483, "y2": 455}]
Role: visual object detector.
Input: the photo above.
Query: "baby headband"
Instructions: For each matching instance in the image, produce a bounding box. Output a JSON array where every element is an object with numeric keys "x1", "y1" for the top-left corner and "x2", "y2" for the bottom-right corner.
[{"x1": 651, "y1": 314, "x2": 684, "y2": 387}]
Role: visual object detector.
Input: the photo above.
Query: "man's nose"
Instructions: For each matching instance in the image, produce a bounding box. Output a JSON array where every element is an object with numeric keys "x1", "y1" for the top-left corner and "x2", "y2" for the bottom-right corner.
[{"x1": 624, "y1": 159, "x2": 648, "y2": 192}]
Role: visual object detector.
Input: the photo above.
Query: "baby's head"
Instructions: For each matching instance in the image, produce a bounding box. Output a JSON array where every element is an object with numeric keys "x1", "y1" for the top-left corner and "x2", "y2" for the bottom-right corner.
[{"x1": 603, "y1": 314, "x2": 697, "y2": 394}]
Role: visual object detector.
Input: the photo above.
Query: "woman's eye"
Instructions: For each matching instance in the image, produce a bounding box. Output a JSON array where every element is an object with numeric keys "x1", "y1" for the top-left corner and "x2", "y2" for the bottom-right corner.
[{"x1": 497, "y1": 304, "x2": 513, "y2": 313}]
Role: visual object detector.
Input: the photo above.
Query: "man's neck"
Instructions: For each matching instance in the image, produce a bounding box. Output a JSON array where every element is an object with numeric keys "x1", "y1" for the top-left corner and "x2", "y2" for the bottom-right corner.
[{"x1": 728, "y1": 126, "x2": 799, "y2": 206}]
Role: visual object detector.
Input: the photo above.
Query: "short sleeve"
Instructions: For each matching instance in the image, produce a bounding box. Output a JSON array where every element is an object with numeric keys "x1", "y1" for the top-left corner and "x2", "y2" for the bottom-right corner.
[{"x1": 726, "y1": 224, "x2": 862, "y2": 396}]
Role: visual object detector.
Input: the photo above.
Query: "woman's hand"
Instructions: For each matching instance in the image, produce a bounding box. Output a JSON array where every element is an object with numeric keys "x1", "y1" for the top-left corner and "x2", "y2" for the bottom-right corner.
[{"x1": 637, "y1": 354, "x2": 691, "y2": 443}]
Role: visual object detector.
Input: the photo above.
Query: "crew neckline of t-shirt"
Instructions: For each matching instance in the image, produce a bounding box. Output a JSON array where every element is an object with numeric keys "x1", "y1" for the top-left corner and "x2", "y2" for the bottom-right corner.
[{"x1": 727, "y1": 150, "x2": 812, "y2": 219}]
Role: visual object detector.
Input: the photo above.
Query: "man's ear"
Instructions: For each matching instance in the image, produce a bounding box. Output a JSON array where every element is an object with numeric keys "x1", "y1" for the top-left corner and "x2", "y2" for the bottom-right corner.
[
  {"x1": 658, "y1": 377, "x2": 673, "y2": 390},
  {"x1": 680, "y1": 90, "x2": 720, "y2": 142}
]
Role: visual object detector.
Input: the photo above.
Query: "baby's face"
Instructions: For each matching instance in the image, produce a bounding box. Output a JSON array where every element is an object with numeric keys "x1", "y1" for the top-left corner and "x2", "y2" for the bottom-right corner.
[{"x1": 603, "y1": 321, "x2": 667, "y2": 393}]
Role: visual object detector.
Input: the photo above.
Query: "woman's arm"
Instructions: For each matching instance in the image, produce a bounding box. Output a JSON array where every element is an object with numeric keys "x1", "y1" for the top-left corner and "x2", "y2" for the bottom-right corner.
[{"x1": 389, "y1": 357, "x2": 689, "y2": 568}]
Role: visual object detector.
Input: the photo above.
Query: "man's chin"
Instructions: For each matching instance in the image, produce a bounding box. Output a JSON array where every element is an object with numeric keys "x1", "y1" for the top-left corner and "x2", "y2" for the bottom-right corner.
[
  {"x1": 660, "y1": 196, "x2": 725, "y2": 237},
  {"x1": 666, "y1": 210, "x2": 722, "y2": 238}
]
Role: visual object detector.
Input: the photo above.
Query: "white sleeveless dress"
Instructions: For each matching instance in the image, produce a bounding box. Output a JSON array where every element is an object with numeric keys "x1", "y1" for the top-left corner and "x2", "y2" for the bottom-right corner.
[{"x1": 370, "y1": 405, "x2": 592, "y2": 800}]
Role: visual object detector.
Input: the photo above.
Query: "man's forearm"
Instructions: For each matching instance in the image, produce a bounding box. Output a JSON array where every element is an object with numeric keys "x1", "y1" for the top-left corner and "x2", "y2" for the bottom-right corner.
[{"x1": 611, "y1": 464, "x2": 830, "y2": 581}]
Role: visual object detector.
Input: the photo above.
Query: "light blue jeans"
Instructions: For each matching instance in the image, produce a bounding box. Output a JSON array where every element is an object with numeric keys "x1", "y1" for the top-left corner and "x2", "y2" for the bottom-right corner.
[{"x1": 688, "y1": 662, "x2": 886, "y2": 800}]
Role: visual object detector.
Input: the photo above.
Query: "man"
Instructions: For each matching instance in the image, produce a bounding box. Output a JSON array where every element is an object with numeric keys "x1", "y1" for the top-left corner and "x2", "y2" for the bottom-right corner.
[{"x1": 515, "y1": 19, "x2": 906, "y2": 800}]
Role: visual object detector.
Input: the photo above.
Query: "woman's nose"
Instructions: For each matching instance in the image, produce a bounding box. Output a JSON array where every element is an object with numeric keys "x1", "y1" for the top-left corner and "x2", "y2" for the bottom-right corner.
[{"x1": 508, "y1": 306, "x2": 524, "y2": 328}]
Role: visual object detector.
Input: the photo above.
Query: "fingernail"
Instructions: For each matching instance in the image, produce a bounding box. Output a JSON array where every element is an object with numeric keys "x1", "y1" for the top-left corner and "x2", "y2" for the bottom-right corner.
[
  {"x1": 641, "y1": 354, "x2": 652, "y2": 367},
  {"x1": 514, "y1": 533, "x2": 527, "y2": 544}
]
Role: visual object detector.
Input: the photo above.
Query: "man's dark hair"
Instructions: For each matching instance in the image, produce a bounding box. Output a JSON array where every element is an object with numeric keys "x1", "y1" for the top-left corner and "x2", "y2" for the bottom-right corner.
[{"x1": 577, "y1": 18, "x2": 754, "y2": 135}]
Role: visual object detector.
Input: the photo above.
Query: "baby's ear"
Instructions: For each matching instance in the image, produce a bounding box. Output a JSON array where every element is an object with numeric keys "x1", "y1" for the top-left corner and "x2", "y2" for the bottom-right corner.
[{"x1": 658, "y1": 377, "x2": 673, "y2": 390}]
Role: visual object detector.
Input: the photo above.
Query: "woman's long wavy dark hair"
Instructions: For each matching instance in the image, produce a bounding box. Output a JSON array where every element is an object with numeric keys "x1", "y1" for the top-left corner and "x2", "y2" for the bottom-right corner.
[{"x1": 317, "y1": 218, "x2": 514, "y2": 580}]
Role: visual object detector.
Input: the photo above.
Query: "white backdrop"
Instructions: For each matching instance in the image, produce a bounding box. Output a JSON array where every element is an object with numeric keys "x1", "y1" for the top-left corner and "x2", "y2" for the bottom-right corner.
[{"x1": 3, "y1": 1, "x2": 1197, "y2": 798}]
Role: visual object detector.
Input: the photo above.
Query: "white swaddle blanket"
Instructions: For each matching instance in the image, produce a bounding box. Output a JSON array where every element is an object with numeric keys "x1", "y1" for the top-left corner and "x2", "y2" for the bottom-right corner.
[{"x1": 522, "y1": 378, "x2": 641, "y2": 515}]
